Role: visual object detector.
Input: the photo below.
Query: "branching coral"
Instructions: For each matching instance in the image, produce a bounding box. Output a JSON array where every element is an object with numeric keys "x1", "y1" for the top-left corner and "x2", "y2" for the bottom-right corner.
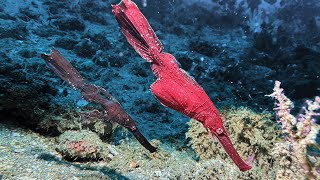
[
  {"x1": 266, "y1": 81, "x2": 297, "y2": 136},
  {"x1": 267, "y1": 80, "x2": 320, "y2": 179}
]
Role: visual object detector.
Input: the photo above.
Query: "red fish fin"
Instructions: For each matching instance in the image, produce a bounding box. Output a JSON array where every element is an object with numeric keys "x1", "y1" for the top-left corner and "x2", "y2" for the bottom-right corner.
[
  {"x1": 150, "y1": 79, "x2": 171, "y2": 108},
  {"x1": 112, "y1": 0, "x2": 163, "y2": 62}
]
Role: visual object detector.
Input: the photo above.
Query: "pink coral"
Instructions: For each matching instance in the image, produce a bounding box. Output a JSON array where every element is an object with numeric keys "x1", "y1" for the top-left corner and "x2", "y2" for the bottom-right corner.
[
  {"x1": 266, "y1": 81, "x2": 296, "y2": 135},
  {"x1": 267, "y1": 80, "x2": 320, "y2": 179}
]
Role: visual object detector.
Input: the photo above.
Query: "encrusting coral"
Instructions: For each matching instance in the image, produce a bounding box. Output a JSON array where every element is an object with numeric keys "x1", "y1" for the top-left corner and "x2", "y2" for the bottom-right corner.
[
  {"x1": 186, "y1": 107, "x2": 280, "y2": 178},
  {"x1": 39, "y1": 108, "x2": 115, "y2": 141},
  {"x1": 56, "y1": 129, "x2": 113, "y2": 161}
]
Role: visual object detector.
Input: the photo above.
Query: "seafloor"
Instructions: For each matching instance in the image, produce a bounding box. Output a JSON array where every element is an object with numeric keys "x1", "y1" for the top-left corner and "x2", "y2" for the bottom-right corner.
[{"x1": 0, "y1": 0, "x2": 319, "y2": 179}]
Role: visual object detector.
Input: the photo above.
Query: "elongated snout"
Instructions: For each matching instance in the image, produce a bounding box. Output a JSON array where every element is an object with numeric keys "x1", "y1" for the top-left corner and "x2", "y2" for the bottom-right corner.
[{"x1": 211, "y1": 127, "x2": 252, "y2": 171}]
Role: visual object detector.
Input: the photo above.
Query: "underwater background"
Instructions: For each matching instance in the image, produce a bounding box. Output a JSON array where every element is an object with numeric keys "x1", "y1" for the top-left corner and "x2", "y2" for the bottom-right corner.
[{"x1": 0, "y1": 0, "x2": 319, "y2": 179}]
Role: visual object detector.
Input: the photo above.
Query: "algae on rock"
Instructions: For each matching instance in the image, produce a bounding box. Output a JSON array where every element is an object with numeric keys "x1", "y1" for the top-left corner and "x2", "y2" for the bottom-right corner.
[
  {"x1": 56, "y1": 129, "x2": 112, "y2": 161},
  {"x1": 40, "y1": 108, "x2": 115, "y2": 142},
  {"x1": 186, "y1": 107, "x2": 281, "y2": 178}
]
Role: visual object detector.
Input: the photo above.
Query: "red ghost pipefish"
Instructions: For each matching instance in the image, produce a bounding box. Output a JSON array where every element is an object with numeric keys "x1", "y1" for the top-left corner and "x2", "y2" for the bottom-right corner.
[
  {"x1": 112, "y1": 0, "x2": 252, "y2": 171},
  {"x1": 41, "y1": 49, "x2": 156, "y2": 153}
]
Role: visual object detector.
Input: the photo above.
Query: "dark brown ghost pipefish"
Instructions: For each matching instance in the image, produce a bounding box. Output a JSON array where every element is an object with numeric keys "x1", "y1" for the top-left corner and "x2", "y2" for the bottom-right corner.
[
  {"x1": 112, "y1": 0, "x2": 252, "y2": 171},
  {"x1": 41, "y1": 49, "x2": 156, "y2": 153}
]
